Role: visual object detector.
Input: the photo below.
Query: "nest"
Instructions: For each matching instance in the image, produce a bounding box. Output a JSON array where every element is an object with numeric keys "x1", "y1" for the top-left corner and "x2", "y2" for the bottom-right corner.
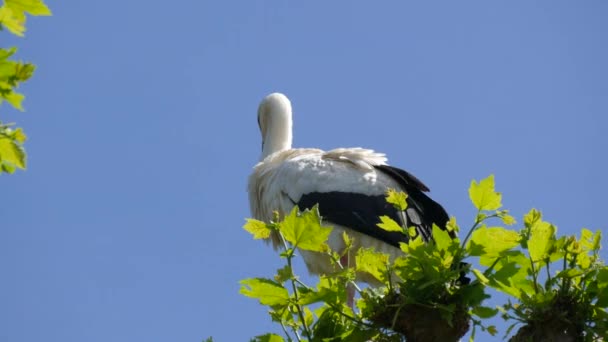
[
  {"x1": 369, "y1": 292, "x2": 470, "y2": 342},
  {"x1": 509, "y1": 294, "x2": 588, "y2": 342}
]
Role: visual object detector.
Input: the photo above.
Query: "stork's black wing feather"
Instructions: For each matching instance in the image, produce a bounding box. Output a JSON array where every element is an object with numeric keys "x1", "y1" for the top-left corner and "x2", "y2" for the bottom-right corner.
[
  {"x1": 374, "y1": 164, "x2": 431, "y2": 192},
  {"x1": 298, "y1": 165, "x2": 466, "y2": 283},
  {"x1": 296, "y1": 165, "x2": 452, "y2": 249},
  {"x1": 297, "y1": 191, "x2": 409, "y2": 248},
  {"x1": 375, "y1": 164, "x2": 453, "y2": 239}
]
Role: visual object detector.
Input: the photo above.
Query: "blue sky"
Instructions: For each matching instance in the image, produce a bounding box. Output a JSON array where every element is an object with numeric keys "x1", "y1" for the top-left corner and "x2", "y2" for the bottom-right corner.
[{"x1": 2, "y1": 1, "x2": 607, "y2": 341}]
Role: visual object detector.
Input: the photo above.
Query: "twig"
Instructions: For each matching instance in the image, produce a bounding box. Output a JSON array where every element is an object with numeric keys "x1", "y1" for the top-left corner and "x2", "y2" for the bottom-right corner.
[{"x1": 279, "y1": 233, "x2": 313, "y2": 341}]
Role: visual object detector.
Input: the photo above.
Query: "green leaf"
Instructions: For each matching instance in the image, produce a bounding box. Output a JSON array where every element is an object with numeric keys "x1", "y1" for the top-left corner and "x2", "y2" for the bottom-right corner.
[
  {"x1": 460, "y1": 283, "x2": 490, "y2": 308},
  {"x1": 580, "y1": 228, "x2": 601, "y2": 255},
  {"x1": 312, "y1": 307, "x2": 353, "y2": 340},
  {"x1": 1, "y1": 161, "x2": 16, "y2": 173},
  {"x1": 251, "y1": 333, "x2": 285, "y2": 342},
  {"x1": 472, "y1": 268, "x2": 489, "y2": 285},
  {"x1": 298, "y1": 276, "x2": 343, "y2": 305},
  {"x1": 11, "y1": 128, "x2": 27, "y2": 143},
  {"x1": 591, "y1": 229, "x2": 602, "y2": 253},
  {"x1": 596, "y1": 289, "x2": 608, "y2": 308},
  {"x1": 355, "y1": 248, "x2": 389, "y2": 283},
  {"x1": 6, "y1": 0, "x2": 52, "y2": 16},
  {"x1": 279, "y1": 206, "x2": 332, "y2": 252},
  {"x1": 523, "y1": 208, "x2": 541, "y2": 229},
  {"x1": 243, "y1": 219, "x2": 272, "y2": 239},
  {"x1": 304, "y1": 306, "x2": 314, "y2": 327},
  {"x1": 433, "y1": 223, "x2": 453, "y2": 251},
  {"x1": 376, "y1": 215, "x2": 404, "y2": 233},
  {"x1": 468, "y1": 226, "x2": 520, "y2": 257},
  {"x1": 1, "y1": 0, "x2": 51, "y2": 37},
  {"x1": 528, "y1": 220, "x2": 556, "y2": 262},
  {"x1": 577, "y1": 253, "x2": 591, "y2": 270},
  {"x1": 555, "y1": 268, "x2": 586, "y2": 279},
  {"x1": 597, "y1": 267, "x2": 608, "y2": 289},
  {"x1": 469, "y1": 175, "x2": 502, "y2": 211},
  {"x1": 0, "y1": 136, "x2": 26, "y2": 170},
  {"x1": 340, "y1": 326, "x2": 379, "y2": 342},
  {"x1": 240, "y1": 278, "x2": 289, "y2": 306},
  {"x1": 549, "y1": 236, "x2": 567, "y2": 262},
  {"x1": 0, "y1": 47, "x2": 17, "y2": 60},
  {"x1": 472, "y1": 306, "x2": 499, "y2": 319},
  {"x1": 487, "y1": 325, "x2": 498, "y2": 336},
  {"x1": 446, "y1": 216, "x2": 459, "y2": 234},
  {"x1": 13, "y1": 62, "x2": 36, "y2": 82},
  {"x1": 487, "y1": 257, "x2": 532, "y2": 299},
  {"x1": 385, "y1": 188, "x2": 408, "y2": 211},
  {"x1": 479, "y1": 252, "x2": 533, "y2": 299},
  {"x1": 500, "y1": 213, "x2": 516, "y2": 226},
  {"x1": 0, "y1": 48, "x2": 37, "y2": 112},
  {"x1": 342, "y1": 231, "x2": 352, "y2": 248},
  {"x1": 3, "y1": 91, "x2": 25, "y2": 110},
  {"x1": 408, "y1": 226, "x2": 418, "y2": 238},
  {"x1": 274, "y1": 265, "x2": 291, "y2": 284},
  {"x1": 0, "y1": 6, "x2": 24, "y2": 36}
]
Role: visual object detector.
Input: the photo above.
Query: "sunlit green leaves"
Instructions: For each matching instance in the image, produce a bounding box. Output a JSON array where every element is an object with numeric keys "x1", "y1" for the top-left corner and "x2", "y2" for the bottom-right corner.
[
  {"x1": 250, "y1": 333, "x2": 285, "y2": 342},
  {"x1": 0, "y1": 124, "x2": 26, "y2": 173},
  {"x1": 433, "y1": 223, "x2": 454, "y2": 252},
  {"x1": 472, "y1": 269, "x2": 489, "y2": 285},
  {"x1": 595, "y1": 268, "x2": 608, "y2": 308},
  {"x1": 580, "y1": 228, "x2": 602, "y2": 255},
  {"x1": 0, "y1": 0, "x2": 51, "y2": 36},
  {"x1": 0, "y1": 50, "x2": 30, "y2": 173},
  {"x1": 6, "y1": 0, "x2": 52, "y2": 15},
  {"x1": 279, "y1": 206, "x2": 332, "y2": 252},
  {"x1": 500, "y1": 212, "x2": 516, "y2": 226},
  {"x1": 0, "y1": 47, "x2": 36, "y2": 111},
  {"x1": 469, "y1": 175, "x2": 502, "y2": 211},
  {"x1": 240, "y1": 278, "x2": 289, "y2": 306},
  {"x1": 446, "y1": 216, "x2": 460, "y2": 234},
  {"x1": 385, "y1": 188, "x2": 408, "y2": 211},
  {"x1": 241, "y1": 174, "x2": 608, "y2": 341},
  {"x1": 472, "y1": 305, "x2": 499, "y2": 319},
  {"x1": 527, "y1": 214, "x2": 556, "y2": 262},
  {"x1": 243, "y1": 219, "x2": 272, "y2": 240},
  {"x1": 376, "y1": 215, "x2": 403, "y2": 233},
  {"x1": 523, "y1": 208, "x2": 541, "y2": 229},
  {"x1": 485, "y1": 258, "x2": 530, "y2": 299},
  {"x1": 274, "y1": 265, "x2": 292, "y2": 284},
  {"x1": 0, "y1": 0, "x2": 50, "y2": 175},
  {"x1": 355, "y1": 248, "x2": 389, "y2": 283},
  {"x1": 298, "y1": 275, "x2": 343, "y2": 306},
  {"x1": 468, "y1": 226, "x2": 520, "y2": 258}
]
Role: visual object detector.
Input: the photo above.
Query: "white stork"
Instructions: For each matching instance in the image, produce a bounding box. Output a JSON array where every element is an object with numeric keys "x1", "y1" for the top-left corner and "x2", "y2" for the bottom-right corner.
[{"x1": 248, "y1": 93, "x2": 453, "y2": 283}]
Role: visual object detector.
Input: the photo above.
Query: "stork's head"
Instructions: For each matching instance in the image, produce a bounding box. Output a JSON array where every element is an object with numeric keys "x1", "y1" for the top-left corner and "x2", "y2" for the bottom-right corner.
[{"x1": 257, "y1": 93, "x2": 293, "y2": 160}]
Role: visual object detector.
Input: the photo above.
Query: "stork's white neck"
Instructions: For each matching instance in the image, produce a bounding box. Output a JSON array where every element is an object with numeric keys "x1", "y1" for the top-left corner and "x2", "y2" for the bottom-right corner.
[{"x1": 259, "y1": 93, "x2": 293, "y2": 160}]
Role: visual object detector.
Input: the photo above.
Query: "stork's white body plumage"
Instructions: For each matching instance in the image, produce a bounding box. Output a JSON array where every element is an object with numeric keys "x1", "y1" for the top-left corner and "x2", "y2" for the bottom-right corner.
[
  {"x1": 248, "y1": 147, "x2": 403, "y2": 276},
  {"x1": 248, "y1": 93, "x2": 449, "y2": 281}
]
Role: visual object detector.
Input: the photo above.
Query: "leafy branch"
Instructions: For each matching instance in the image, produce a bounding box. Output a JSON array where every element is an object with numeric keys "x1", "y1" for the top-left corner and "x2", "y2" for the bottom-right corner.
[
  {"x1": 0, "y1": 0, "x2": 51, "y2": 174},
  {"x1": 240, "y1": 175, "x2": 607, "y2": 341}
]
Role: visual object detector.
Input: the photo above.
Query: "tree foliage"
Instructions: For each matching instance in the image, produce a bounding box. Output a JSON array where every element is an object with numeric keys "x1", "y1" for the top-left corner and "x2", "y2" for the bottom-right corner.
[
  {"x1": 241, "y1": 175, "x2": 607, "y2": 341},
  {"x1": 0, "y1": 0, "x2": 51, "y2": 174}
]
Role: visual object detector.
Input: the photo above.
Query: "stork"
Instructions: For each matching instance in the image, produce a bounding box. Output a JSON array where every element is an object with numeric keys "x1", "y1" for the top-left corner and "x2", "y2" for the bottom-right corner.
[{"x1": 248, "y1": 93, "x2": 452, "y2": 286}]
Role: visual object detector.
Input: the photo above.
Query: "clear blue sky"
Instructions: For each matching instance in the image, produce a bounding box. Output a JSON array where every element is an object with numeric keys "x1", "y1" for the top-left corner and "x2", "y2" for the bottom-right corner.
[{"x1": 2, "y1": 1, "x2": 607, "y2": 341}]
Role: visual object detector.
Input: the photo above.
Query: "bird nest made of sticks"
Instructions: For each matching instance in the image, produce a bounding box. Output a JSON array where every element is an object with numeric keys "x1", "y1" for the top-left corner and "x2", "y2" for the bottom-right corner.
[{"x1": 368, "y1": 291, "x2": 470, "y2": 342}]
